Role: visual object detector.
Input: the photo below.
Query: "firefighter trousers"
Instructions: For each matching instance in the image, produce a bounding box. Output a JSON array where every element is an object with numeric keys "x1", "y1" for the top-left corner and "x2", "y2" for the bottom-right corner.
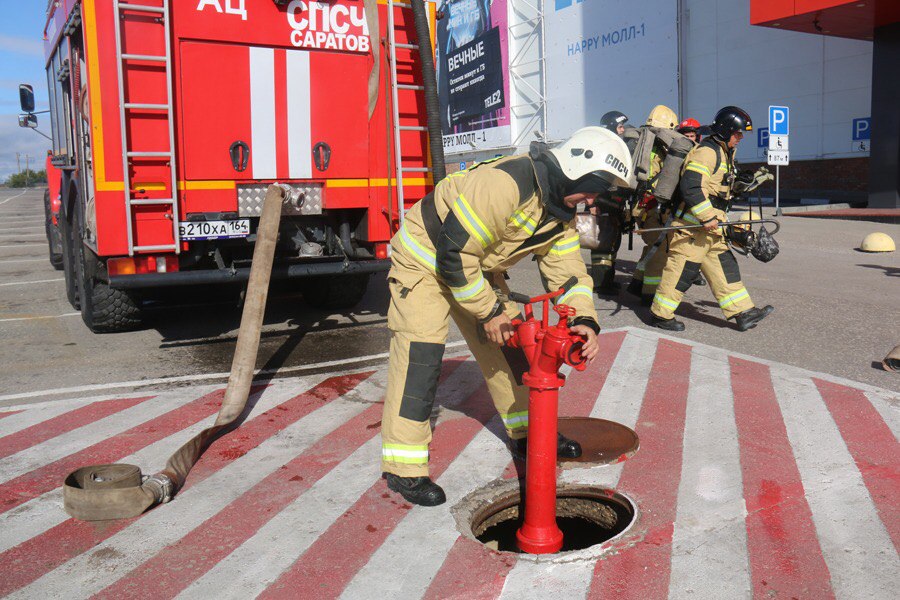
[
  {"x1": 630, "y1": 210, "x2": 668, "y2": 295},
  {"x1": 381, "y1": 270, "x2": 530, "y2": 478},
  {"x1": 650, "y1": 228, "x2": 754, "y2": 320}
]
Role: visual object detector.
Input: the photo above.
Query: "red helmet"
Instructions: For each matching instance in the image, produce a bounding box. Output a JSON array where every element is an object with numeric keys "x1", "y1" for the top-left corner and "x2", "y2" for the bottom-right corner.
[{"x1": 677, "y1": 118, "x2": 701, "y2": 133}]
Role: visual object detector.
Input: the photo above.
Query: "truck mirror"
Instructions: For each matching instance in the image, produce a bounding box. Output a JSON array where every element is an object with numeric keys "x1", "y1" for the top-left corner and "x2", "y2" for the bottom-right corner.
[
  {"x1": 19, "y1": 84, "x2": 35, "y2": 113},
  {"x1": 18, "y1": 113, "x2": 38, "y2": 129}
]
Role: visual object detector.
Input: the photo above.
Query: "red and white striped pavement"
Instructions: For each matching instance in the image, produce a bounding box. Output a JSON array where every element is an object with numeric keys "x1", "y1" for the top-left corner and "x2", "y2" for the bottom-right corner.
[{"x1": 0, "y1": 326, "x2": 897, "y2": 599}]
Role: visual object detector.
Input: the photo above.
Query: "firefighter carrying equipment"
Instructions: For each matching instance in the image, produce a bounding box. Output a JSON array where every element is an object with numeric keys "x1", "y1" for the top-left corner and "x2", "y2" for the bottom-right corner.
[
  {"x1": 383, "y1": 131, "x2": 632, "y2": 477},
  {"x1": 860, "y1": 232, "x2": 896, "y2": 253},
  {"x1": 63, "y1": 185, "x2": 290, "y2": 521},
  {"x1": 883, "y1": 345, "x2": 900, "y2": 372},
  {"x1": 650, "y1": 135, "x2": 757, "y2": 321}
]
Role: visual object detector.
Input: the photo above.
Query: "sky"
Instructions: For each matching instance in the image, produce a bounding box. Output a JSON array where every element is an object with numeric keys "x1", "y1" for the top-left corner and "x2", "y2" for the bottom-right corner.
[{"x1": 0, "y1": 1, "x2": 52, "y2": 181}]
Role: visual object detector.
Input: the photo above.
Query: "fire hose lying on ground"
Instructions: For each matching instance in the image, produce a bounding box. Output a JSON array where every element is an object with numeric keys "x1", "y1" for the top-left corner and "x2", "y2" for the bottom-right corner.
[{"x1": 63, "y1": 184, "x2": 290, "y2": 521}]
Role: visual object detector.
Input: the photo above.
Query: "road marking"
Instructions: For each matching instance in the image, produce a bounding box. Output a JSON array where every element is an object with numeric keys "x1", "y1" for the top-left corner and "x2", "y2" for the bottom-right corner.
[
  {"x1": 12, "y1": 377, "x2": 373, "y2": 599},
  {"x1": 1, "y1": 328, "x2": 897, "y2": 598},
  {"x1": 587, "y1": 339, "x2": 693, "y2": 599},
  {"x1": 773, "y1": 373, "x2": 900, "y2": 599},
  {"x1": 0, "y1": 258, "x2": 50, "y2": 264},
  {"x1": 0, "y1": 278, "x2": 64, "y2": 287},
  {"x1": 0, "y1": 340, "x2": 469, "y2": 404},
  {"x1": 0, "y1": 313, "x2": 79, "y2": 323},
  {"x1": 0, "y1": 191, "x2": 27, "y2": 205},
  {"x1": 730, "y1": 357, "x2": 835, "y2": 599},
  {"x1": 669, "y1": 349, "x2": 751, "y2": 599}
]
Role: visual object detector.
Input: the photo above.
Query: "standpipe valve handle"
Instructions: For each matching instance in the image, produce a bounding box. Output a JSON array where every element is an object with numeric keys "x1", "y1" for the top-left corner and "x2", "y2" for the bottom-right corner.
[{"x1": 505, "y1": 286, "x2": 589, "y2": 553}]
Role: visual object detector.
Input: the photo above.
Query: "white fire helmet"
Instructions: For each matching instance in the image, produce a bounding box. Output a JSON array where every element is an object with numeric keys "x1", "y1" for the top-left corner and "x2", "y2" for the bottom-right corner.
[{"x1": 548, "y1": 126, "x2": 635, "y2": 190}]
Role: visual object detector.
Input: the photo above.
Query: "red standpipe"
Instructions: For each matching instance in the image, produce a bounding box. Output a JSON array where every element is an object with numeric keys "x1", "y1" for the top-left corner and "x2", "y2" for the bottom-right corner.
[{"x1": 507, "y1": 294, "x2": 587, "y2": 554}]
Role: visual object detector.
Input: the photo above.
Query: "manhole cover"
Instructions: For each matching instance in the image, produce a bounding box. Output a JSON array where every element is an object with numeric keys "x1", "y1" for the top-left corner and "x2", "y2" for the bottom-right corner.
[{"x1": 557, "y1": 417, "x2": 639, "y2": 465}]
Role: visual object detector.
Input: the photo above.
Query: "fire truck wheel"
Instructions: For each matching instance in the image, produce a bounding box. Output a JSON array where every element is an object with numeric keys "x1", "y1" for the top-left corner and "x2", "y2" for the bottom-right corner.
[
  {"x1": 73, "y1": 209, "x2": 142, "y2": 333},
  {"x1": 301, "y1": 274, "x2": 370, "y2": 310},
  {"x1": 43, "y1": 189, "x2": 63, "y2": 270},
  {"x1": 59, "y1": 205, "x2": 81, "y2": 311}
]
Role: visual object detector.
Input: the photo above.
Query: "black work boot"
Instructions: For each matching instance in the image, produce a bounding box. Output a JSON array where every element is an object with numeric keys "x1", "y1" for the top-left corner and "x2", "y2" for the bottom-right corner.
[
  {"x1": 383, "y1": 473, "x2": 446, "y2": 506},
  {"x1": 507, "y1": 432, "x2": 583, "y2": 460},
  {"x1": 693, "y1": 273, "x2": 707, "y2": 286},
  {"x1": 734, "y1": 305, "x2": 774, "y2": 331},
  {"x1": 651, "y1": 314, "x2": 686, "y2": 332},
  {"x1": 626, "y1": 279, "x2": 643, "y2": 298}
]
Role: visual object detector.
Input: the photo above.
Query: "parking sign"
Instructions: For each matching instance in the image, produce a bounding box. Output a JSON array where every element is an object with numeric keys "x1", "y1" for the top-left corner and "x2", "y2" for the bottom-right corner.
[
  {"x1": 757, "y1": 127, "x2": 769, "y2": 148},
  {"x1": 852, "y1": 118, "x2": 870, "y2": 141},
  {"x1": 769, "y1": 106, "x2": 789, "y2": 136}
]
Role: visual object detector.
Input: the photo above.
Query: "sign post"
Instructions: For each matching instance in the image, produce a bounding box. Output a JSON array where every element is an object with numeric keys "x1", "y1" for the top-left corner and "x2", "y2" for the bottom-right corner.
[{"x1": 767, "y1": 106, "x2": 790, "y2": 216}]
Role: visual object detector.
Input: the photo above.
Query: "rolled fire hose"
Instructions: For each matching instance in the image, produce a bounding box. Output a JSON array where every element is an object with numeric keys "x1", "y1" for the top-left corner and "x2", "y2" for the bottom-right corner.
[{"x1": 63, "y1": 184, "x2": 289, "y2": 521}]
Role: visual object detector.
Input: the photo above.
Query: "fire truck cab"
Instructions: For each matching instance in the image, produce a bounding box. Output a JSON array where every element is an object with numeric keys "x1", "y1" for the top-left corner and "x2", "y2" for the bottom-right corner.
[{"x1": 21, "y1": 0, "x2": 432, "y2": 332}]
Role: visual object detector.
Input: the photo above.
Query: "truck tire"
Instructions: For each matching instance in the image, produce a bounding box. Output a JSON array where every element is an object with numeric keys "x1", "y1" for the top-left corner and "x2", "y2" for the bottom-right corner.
[
  {"x1": 44, "y1": 189, "x2": 64, "y2": 270},
  {"x1": 59, "y1": 204, "x2": 81, "y2": 310},
  {"x1": 302, "y1": 273, "x2": 370, "y2": 310},
  {"x1": 74, "y1": 207, "x2": 142, "y2": 333}
]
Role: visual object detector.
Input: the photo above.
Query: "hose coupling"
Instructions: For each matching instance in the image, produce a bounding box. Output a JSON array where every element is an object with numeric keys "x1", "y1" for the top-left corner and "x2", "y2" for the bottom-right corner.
[{"x1": 143, "y1": 472, "x2": 175, "y2": 504}]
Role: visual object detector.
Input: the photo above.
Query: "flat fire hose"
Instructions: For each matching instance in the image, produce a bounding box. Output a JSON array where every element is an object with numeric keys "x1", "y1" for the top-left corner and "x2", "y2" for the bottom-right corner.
[{"x1": 62, "y1": 184, "x2": 289, "y2": 521}]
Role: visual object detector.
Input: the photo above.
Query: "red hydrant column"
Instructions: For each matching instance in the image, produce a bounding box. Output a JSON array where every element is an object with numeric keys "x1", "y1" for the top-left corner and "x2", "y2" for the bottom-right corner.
[{"x1": 515, "y1": 367, "x2": 564, "y2": 554}]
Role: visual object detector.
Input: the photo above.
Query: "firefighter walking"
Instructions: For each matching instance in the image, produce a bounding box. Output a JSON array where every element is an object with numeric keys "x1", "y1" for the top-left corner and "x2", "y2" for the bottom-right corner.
[
  {"x1": 381, "y1": 127, "x2": 634, "y2": 506},
  {"x1": 650, "y1": 106, "x2": 774, "y2": 332}
]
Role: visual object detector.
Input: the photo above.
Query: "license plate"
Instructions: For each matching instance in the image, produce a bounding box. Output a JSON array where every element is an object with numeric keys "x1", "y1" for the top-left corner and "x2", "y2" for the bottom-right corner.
[{"x1": 178, "y1": 219, "x2": 250, "y2": 241}]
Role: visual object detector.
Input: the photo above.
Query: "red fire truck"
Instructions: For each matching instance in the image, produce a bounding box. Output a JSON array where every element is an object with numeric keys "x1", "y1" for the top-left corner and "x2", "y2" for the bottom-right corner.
[{"x1": 20, "y1": 0, "x2": 435, "y2": 332}]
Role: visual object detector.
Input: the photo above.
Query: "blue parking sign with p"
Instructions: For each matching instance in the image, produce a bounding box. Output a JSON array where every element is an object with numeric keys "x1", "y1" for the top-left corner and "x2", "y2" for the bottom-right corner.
[
  {"x1": 853, "y1": 118, "x2": 870, "y2": 141},
  {"x1": 757, "y1": 128, "x2": 769, "y2": 148},
  {"x1": 769, "y1": 106, "x2": 789, "y2": 135}
]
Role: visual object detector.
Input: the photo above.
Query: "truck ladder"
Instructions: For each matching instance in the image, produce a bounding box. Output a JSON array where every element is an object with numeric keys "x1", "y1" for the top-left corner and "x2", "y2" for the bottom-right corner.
[
  {"x1": 386, "y1": 0, "x2": 433, "y2": 224},
  {"x1": 113, "y1": 0, "x2": 180, "y2": 255}
]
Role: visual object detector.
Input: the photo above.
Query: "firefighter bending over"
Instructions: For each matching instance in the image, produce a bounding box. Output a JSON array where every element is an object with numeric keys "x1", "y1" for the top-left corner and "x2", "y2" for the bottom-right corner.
[
  {"x1": 650, "y1": 106, "x2": 774, "y2": 332},
  {"x1": 381, "y1": 127, "x2": 633, "y2": 506}
]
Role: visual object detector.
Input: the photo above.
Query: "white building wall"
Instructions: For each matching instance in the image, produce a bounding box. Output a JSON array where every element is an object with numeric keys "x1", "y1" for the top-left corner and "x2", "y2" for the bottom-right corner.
[{"x1": 680, "y1": 0, "x2": 872, "y2": 163}]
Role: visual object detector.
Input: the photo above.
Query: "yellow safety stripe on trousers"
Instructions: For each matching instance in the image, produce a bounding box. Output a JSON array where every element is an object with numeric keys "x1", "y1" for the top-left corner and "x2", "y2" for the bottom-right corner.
[
  {"x1": 592, "y1": 259, "x2": 614, "y2": 267},
  {"x1": 557, "y1": 284, "x2": 592, "y2": 305},
  {"x1": 382, "y1": 443, "x2": 429, "y2": 464},
  {"x1": 690, "y1": 199, "x2": 713, "y2": 216},
  {"x1": 718, "y1": 287, "x2": 750, "y2": 309},
  {"x1": 509, "y1": 210, "x2": 537, "y2": 235},
  {"x1": 399, "y1": 223, "x2": 437, "y2": 271},
  {"x1": 643, "y1": 275, "x2": 662, "y2": 285},
  {"x1": 549, "y1": 235, "x2": 581, "y2": 256},
  {"x1": 653, "y1": 293, "x2": 680, "y2": 311},
  {"x1": 501, "y1": 411, "x2": 529, "y2": 429},
  {"x1": 685, "y1": 161, "x2": 711, "y2": 176},
  {"x1": 454, "y1": 194, "x2": 495, "y2": 248},
  {"x1": 450, "y1": 275, "x2": 486, "y2": 301}
]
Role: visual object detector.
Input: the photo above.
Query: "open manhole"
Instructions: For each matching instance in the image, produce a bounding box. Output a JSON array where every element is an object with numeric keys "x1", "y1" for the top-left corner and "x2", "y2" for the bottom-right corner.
[{"x1": 456, "y1": 481, "x2": 636, "y2": 554}]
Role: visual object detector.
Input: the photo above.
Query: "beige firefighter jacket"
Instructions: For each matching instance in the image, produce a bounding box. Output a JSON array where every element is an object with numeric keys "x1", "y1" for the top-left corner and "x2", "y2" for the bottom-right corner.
[
  {"x1": 390, "y1": 154, "x2": 599, "y2": 328},
  {"x1": 673, "y1": 137, "x2": 735, "y2": 228}
]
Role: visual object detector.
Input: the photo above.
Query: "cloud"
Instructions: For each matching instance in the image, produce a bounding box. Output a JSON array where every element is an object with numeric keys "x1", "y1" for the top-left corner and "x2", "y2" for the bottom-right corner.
[
  {"x1": 0, "y1": 119, "x2": 52, "y2": 182},
  {"x1": 0, "y1": 34, "x2": 44, "y2": 58}
]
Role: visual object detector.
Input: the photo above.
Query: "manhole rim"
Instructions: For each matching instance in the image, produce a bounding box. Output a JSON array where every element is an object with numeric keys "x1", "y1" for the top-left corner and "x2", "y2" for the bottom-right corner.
[{"x1": 452, "y1": 479, "x2": 640, "y2": 563}]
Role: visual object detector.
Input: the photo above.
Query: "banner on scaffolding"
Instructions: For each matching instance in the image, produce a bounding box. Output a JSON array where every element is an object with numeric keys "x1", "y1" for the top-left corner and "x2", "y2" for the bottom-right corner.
[{"x1": 436, "y1": 0, "x2": 511, "y2": 154}]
